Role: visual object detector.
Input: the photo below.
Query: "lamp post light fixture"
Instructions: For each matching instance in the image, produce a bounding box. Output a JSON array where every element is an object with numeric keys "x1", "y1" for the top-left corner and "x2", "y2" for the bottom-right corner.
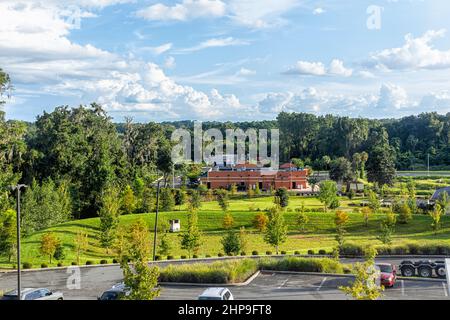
[{"x1": 11, "y1": 184, "x2": 27, "y2": 300}]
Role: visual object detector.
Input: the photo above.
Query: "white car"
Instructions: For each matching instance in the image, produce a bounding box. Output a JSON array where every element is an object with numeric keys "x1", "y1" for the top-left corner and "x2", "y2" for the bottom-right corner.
[
  {"x1": 198, "y1": 288, "x2": 234, "y2": 300},
  {"x1": 1, "y1": 288, "x2": 64, "y2": 300}
]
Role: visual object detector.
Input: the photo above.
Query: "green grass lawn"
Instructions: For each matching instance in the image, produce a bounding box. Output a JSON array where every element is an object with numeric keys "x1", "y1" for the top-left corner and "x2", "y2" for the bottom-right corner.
[{"x1": 2, "y1": 193, "x2": 450, "y2": 269}]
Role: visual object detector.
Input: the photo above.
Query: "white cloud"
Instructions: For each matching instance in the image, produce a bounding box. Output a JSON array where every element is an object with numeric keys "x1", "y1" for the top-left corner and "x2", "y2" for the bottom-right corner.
[
  {"x1": 283, "y1": 59, "x2": 353, "y2": 77},
  {"x1": 227, "y1": 0, "x2": 300, "y2": 28},
  {"x1": 1, "y1": 1, "x2": 254, "y2": 120},
  {"x1": 176, "y1": 37, "x2": 250, "y2": 53},
  {"x1": 313, "y1": 8, "x2": 325, "y2": 15},
  {"x1": 368, "y1": 29, "x2": 450, "y2": 71},
  {"x1": 420, "y1": 91, "x2": 450, "y2": 111},
  {"x1": 136, "y1": 0, "x2": 226, "y2": 21},
  {"x1": 136, "y1": 0, "x2": 300, "y2": 29},
  {"x1": 164, "y1": 56, "x2": 176, "y2": 69},
  {"x1": 377, "y1": 83, "x2": 410, "y2": 110},
  {"x1": 236, "y1": 68, "x2": 256, "y2": 76},
  {"x1": 145, "y1": 43, "x2": 173, "y2": 55},
  {"x1": 328, "y1": 59, "x2": 353, "y2": 77}
]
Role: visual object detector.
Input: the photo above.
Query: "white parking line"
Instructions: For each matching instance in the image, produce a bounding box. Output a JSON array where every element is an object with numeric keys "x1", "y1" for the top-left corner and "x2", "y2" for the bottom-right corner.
[
  {"x1": 401, "y1": 280, "x2": 405, "y2": 296},
  {"x1": 277, "y1": 277, "x2": 289, "y2": 289},
  {"x1": 443, "y1": 283, "x2": 448, "y2": 297},
  {"x1": 317, "y1": 277, "x2": 327, "y2": 291}
]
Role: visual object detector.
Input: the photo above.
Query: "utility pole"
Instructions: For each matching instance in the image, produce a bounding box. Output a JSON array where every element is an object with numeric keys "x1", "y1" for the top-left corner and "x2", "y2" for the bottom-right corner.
[
  {"x1": 152, "y1": 180, "x2": 161, "y2": 261},
  {"x1": 12, "y1": 184, "x2": 26, "y2": 300}
]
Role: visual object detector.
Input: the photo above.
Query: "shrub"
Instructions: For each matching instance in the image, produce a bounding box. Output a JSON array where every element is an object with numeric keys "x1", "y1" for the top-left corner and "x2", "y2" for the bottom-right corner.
[
  {"x1": 180, "y1": 255, "x2": 187, "y2": 259},
  {"x1": 266, "y1": 251, "x2": 272, "y2": 255},
  {"x1": 57, "y1": 262, "x2": 63, "y2": 267},
  {"x1": 22, "y1": 262, "x2": 32, "y2": 269},
  {"x1": 259, "y1": 257, "x2": 344, "y2": 274},
  {"x1": 159, "y1": 259, "x2": 258, "y2": 284},
  {"x1": 71, "y1": 262, "x2": 77, "y2": 266},
  {"x1": 218, "y1": 253, "x2": 224, "y2": 257},
  {"x1": 307, "y1": 250, "x2": 315, "y2": 255},
  {"x1": 192, "y1": 254, "x2": 199, "y2": 259},
  {"x1": 205, "y1": 255, "x2": 211, "y2": 258},
  {"x1": 112, "y1": 259, "x2": 118, "y2": 264},
  {"x1": 280, "y1": 251, "x2": 287, "y2": 255},
  {"x1": 294, "y1": 251, "x2": 300, "y2": 255},
  {"x1": 100, "y1": 259, "x2": 108, "y2": 264},
  {"x1": 155, "y1": 255, "x2": 161, "y2": 261},
  {"x1": 240, "y1": 252, "x2": 246, "y2": 256},
  {"x1": 167, "y1": 255, "x2": 174, "y2": 260},
  {"x1": 41, "y1": 263, "x2": 48, "y2": 268},
  {"x1": 252, "y1": 250, "x2": 258, "y2": 256},
  {"x1": 318, "y1": 249, "x2": 327, "y2": 255},
  {"x1": 340, "y1": 243, "x2": 365, "y2": 257},
  {"x1": 85, "y1": 261, "x2": 93, "y2": 265}
]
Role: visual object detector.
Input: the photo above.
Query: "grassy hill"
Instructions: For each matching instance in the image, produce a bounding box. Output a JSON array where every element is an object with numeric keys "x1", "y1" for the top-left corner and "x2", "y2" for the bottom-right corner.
[{"x1": 2, "y1": 195, "x2": 450, "y2": 269}]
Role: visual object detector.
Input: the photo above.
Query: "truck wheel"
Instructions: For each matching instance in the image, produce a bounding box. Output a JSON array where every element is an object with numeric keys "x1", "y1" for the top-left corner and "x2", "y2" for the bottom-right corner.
[
  {"x1": 401, "y1": 266, "x2": 415, "y2": 277},
  {"x1": 418, "y1": 266, "x2": 432, "y2": 278},
  {"x1": 436, "y1": 266, "x2": 446, "y2": 278}
]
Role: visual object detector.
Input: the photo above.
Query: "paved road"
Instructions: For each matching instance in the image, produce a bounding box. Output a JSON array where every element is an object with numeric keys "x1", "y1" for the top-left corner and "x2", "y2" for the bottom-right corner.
[
  {"x1": 0, "y1": 257, "x2": 448, "y2": 300},
  {"x1": 159, "y1": 273, "x2": 449, "y2": 300}
]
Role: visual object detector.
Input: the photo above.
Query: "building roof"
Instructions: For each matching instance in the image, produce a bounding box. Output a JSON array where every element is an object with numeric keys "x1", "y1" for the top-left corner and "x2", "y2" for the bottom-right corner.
[
  {"x1": 234, "y1": 163, "x2": 258, "y2": 169},
  {"x1": 431, "y1": 187, "x2": 450, "y2": 201},
  {"x1": 280, "y1": 163, "x2": 298, "y2": 169}
]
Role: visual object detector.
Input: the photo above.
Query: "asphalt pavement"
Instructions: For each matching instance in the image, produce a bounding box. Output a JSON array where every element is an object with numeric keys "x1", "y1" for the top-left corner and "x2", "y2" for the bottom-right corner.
[{"x1": 0, "y1": 257, "x2": 448, "y2": 300}]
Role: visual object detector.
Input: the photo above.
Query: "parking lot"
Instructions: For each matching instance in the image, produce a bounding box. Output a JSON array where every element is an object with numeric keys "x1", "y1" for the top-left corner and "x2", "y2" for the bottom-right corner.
[{"x1": 158, "y1": 273, "x2": 450, "y2": 301}]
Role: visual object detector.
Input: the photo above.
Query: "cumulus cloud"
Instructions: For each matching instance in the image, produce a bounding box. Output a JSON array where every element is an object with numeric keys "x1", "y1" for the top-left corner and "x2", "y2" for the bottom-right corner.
[
  {"x1": 136, "y1": 0, "x2": 300, "y2": 29},
  {"x1": 236, "y1": 68, "x2": 256, "y2": 76},
  {"x1": 257, "y1": 84, "x2": 421, "y2": 117},
  {"x1": 136, "y1": 0, "x2": 226, "y2": 21},
  {"x1": 367, "y1": 29, "x2": 450, "y2": 71},
  {"x1": 420, "y1": 91, "x2": 450, "y2": 111},
  {"x1": 0, "y1": 1, "x2": 254, "y2": 120},
  {"x1": 283, "y1": 59, "x2": 353, "y2": 77}
]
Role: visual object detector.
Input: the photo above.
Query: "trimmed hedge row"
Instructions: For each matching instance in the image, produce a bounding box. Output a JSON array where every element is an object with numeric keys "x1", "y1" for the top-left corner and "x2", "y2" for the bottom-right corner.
[
  {"x1": 259, "y1": 257, "x2": 344, "y2": 274},
  {"x1": 159, "y1": 259, "x2": 258, "y2": 284},
  {"x1": 340, "y1": 242, "x2": 450, "y2": 257}
]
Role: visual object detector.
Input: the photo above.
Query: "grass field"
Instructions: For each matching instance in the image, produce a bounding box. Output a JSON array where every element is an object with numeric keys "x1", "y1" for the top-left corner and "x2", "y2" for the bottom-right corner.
[{"x1": 2, "y1": 187, "x2": 450, "y2": 269}]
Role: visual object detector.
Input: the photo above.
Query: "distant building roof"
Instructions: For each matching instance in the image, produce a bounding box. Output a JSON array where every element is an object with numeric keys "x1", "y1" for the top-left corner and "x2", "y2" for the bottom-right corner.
[
  {"x1": 234, "y1": 163, "x2": 258, "y2": 169},
  {"x1": 280, "y1": 163, "x2": 298, "y2": 169},
  {"x1": 431, "y1": 187, "x2": 450, "y2": 201}
]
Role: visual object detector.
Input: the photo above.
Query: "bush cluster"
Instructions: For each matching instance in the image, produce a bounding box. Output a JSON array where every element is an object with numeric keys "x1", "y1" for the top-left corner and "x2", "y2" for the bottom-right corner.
[
  {"x1": 259, "y1": 257, "x2": 344, "y2": 274},
  {"x1": 159, "y1": 259, "x2": 258, "y2": 284}
]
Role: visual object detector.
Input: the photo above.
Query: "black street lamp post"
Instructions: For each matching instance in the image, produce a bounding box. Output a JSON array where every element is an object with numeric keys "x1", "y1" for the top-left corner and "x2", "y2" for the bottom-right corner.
[
  {"x1": 152, "y1": 180, "x2": 161, "y2": 262},
  {"x1": 12, "y1": 184, "x2": 26, "y2": 300}
]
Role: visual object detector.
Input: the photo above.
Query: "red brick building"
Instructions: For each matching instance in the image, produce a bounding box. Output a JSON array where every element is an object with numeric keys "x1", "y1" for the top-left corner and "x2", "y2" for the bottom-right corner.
[{"x1": 200, "y1": 163, "x2": 309, "y2": 191}]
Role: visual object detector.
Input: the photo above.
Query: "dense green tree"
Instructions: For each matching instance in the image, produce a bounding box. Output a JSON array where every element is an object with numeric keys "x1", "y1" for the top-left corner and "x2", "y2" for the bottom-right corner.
[
  {"x1": 99, "y1": 184, "x2": 122, "y2": 251},
  {"x1": 329, "y1": 157, "x2": 354, "y2": 185},
  {"x1": 0, "y1": 209, "x2": 17, "y2": 262},
  {"x1": 366, "y1": 129, "x2": 396, "y2": 186},
  {"x1": 159, "y1": 188, "x2": 175, "y2": 212},
  {"x1": 24, "y1": 104, "x2": 126, "y2": 218},
  {"x1": 122, "y1": 185, "x2": 136, "y2": 215},
  {"x1": 179, "y1": 210, "x2": 202, "y2": 258},
  {"x1": 274, "y1": 188, "x2": 289, "y2": 208},
  {"x1": 215, "y1": 189, "x2": 230, "y2": 212},
  {"x1": 318, "y1": 181, "x2": 339, "y2": 212},
  {"x1": 221, "y1": 230, "x2": 241, "y2": 256},
  {"x1": 264, "y1": 206, "x2": 287, "y2": 254},
  {"x1": 21, "y1": 179, "x2": 72, "y2": 234}
]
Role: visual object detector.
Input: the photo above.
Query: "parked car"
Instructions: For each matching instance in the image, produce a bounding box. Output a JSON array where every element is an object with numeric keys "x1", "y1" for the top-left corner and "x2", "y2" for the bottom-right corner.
[
  {"x1": 376, "y1": 263, "x2": 397, "y2": 288},
  {"x1": 1, "y1": 288, "x2": 64, "y2": 300},
  {"x1": 98, "y1": 283, "x2": 130, "y2": 300},
  {"x1": 399, "y1": 260, "x2": 446, "y2": 278},
  {"x1": 198, "y1": 288, "x2": 234, "y2": 300}
]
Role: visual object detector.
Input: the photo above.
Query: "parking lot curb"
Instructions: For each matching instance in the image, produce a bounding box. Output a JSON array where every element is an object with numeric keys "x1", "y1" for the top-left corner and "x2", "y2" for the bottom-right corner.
[{"x1": 159, "y1": 270, "x2": 261, "y2": 287}]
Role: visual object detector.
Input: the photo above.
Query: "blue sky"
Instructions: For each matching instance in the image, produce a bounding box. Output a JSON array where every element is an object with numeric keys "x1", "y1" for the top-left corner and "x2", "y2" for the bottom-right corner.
[{"x1": 2, "y1": 0, "x2": 450, "y2": 122}]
